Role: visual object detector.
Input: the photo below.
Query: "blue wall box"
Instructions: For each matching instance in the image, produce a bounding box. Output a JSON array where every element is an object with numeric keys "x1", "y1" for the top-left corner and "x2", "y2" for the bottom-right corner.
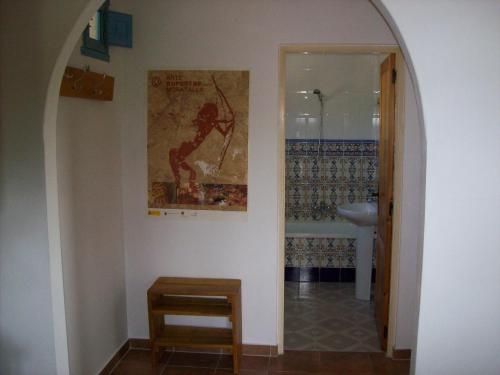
[
  {"x1": 107, "y1": 11, "x2": 133, "y2": 48},
  {"x1": 81, "y1": 1, "x2": 132, "y2": 62}
]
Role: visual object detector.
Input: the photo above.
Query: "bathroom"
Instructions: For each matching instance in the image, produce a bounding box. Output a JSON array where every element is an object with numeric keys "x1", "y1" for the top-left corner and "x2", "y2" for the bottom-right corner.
[{"x1": 284, "y1": 51, "x2": 387, "y2": 351}]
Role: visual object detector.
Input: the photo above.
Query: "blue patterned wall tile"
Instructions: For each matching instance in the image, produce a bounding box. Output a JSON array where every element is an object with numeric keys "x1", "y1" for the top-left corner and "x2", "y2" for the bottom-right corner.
[
  {"x1": 362, "y1": 183, "x2": 378, "y2": 202},
  {"x1": 344, "y1": 157, "x2": 362, "y2": 183},
  {"x1": 308, "y1": 158, "x2": 321, "y2": 182},
  {"x1": 303, "y1": 252, "x2": 321, "y2": 267},
  {"x1": 325, "y1": 158, "x2": 343, "y2": 183},
  {"x1": 346, "y1": 185, "x2": 357, "y2": 204},
  {"x1": 361, "y1": 157, "x2": 378, "y2": 183},
  {"x1": 304, "y1": 238, "x2": 320, "y2": 252},
  {"x1": 286, "y1": 236, "x2": 365, "y2": 269},
  {"x1": 345, "y1": 243, "x2": 356, "y2": 268},
  {"x1": 288, "y1": 157, "x2": 309, "y2": 182},
  {"x1": 321, "y1": 253, "x2": 340, "y2": 268},
  {"x1": 285, "y1": 251, "x2": 297, "y2": 267},
  {"x1": 285, "y1": 139, "x2": 378, "y2": 222}
]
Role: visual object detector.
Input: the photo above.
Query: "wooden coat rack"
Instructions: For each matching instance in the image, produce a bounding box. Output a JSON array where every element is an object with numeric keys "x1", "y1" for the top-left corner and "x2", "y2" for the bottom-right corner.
[{"x1": 60, "y1": 66, "x2": 114, "y2": 101}]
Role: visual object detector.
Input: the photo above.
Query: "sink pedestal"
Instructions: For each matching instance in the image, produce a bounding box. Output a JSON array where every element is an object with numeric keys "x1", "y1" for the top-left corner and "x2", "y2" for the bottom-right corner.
[
  {"x1": 335, "y1": 202, "x2": 377, "y2": 301},
  {"x1": 355, "y1": 225, "x2": 375, "y2": 301}
]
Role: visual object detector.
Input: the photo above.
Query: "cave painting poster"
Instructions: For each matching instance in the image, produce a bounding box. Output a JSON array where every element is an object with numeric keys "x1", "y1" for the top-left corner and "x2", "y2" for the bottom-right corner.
[{"x1": 147, "y1": 70, "x2": 249, "y2": 211}]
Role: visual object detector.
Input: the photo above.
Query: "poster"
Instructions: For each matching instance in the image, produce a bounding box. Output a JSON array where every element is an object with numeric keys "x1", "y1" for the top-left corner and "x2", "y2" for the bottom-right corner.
[{"x1": 147, "y1": 70, "x2": 249, "y2": 211}]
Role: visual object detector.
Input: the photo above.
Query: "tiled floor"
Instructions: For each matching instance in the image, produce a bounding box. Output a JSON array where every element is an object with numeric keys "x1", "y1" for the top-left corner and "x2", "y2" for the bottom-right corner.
[
  {"x1": 109, "y1": 349, "x2": 410, "y2": 375},
  {"x1": 285, "y1": 282, "x2": 380, "y2": 352}
]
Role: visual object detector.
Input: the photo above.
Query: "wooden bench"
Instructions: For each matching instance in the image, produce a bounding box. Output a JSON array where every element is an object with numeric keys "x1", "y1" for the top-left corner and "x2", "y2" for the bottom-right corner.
[{"x1": 147, "y1": 277, "x2": 242, "y2": 373}]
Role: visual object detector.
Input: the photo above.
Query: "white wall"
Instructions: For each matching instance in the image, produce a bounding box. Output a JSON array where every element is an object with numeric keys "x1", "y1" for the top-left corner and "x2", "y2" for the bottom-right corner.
[
  {"x1": 117, "y1": 0, "x2": 400, "y2": 344},
  {"x1": 394, "y1": 68, "x2": 423, "y2": 350},
  {"x1": 377, "y1": 1, "x2": 500, "y2": 374},
  {"x1": 56, "y1": 44, "x2": 128, "y2": 374},
  {"x1": 0, "y1": 0, "x2": 90, "y2": 374}
]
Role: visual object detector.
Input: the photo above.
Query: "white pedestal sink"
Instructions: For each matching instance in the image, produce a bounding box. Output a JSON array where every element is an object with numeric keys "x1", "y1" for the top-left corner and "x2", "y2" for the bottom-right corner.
[{"x1": 336, "y1": 203, "x2": 377, "y2": 301}]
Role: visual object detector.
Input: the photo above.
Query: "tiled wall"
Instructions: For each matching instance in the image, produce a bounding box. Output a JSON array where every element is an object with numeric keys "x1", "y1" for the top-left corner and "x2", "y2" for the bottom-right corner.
[
  {"x1": 285, "y1": 237, "x2": 357, "y2": 268},
  {"x1": 285, "y1": 237, "x2": 356, "y2": 282},
  {"x1": 285, "y1": 236, "x2": 376, "y2": 282},
  {"x1": 285, "y1": 139, "x2": 378, "y2": 282},
  {"x1": 285, "y1": 139, "x2": 378, "y2": 221}
]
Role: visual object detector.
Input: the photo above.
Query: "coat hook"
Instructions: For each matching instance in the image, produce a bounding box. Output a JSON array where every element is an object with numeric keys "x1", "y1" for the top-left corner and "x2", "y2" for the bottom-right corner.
[
  {"x1": 64, "y1": 69, "x2": 74, "y2": 80},
  {"x1": 72, "y1": 66, "x2": 90, "y2": 91},
  {"x1": 93, "y1": 73, "x2": 107, "y2": 96}
]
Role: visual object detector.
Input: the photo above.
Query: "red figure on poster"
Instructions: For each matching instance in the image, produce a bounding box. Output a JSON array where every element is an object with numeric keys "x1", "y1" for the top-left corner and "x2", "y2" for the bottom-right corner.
[{"x1": 169, "y1": 76, "x2": 235, "y2": 200}]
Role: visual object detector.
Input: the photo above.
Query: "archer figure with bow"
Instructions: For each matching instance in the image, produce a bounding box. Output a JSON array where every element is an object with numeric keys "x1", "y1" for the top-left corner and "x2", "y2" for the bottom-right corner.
[{"x1": 168, "y1": 75, "x2": 235, "y2": 201}]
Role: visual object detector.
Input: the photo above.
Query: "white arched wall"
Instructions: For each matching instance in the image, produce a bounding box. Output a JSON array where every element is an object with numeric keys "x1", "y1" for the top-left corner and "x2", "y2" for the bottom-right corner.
[
  {"x1": 43, "y1": 1, "x2": 423, "y2": 373},
  {"x1": 0, "y1": 1, "x2": 105, "y2": 374},
  {"x1": 44, "y1": 0, "x2": 422, "y2": 373},
  {"x1": 28, "y1": 1, "x2": 498, "y2": 375},
  {"x1": 43, "y1": 1, "x2": 106, "y2": 374},
  {"x1": 374, "y1": 1, "x2": 500, "y2": 374}
]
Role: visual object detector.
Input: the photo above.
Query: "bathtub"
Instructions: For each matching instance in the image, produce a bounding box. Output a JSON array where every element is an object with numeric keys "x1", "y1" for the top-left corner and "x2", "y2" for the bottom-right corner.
[
  {"x1": 285, "y1": 221, "x2": 371, "y2": 282},
  {"x1": 285, "y1": 221, "x2": 357, "y2": 238}
]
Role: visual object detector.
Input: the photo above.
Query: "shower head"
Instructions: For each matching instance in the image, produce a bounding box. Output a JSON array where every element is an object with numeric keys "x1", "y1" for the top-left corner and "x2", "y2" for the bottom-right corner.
[{"x1": 312, "y1": 89, "x2": 324, "y2": 104}]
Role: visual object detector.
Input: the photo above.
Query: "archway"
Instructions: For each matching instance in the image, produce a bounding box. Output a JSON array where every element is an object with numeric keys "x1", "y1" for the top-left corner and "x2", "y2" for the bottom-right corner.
[
  {"x1": 42, "y1": 1, "x2": 107, "y2": 372},
  {"x1": 42, "y1": 1, "x2": 427, "y2": 373}
]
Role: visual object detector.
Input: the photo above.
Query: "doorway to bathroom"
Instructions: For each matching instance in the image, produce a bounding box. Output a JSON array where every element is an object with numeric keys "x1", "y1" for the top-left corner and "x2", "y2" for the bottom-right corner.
[{"x1": 278, "y1": 46, "x2": 400, "y2": 353}]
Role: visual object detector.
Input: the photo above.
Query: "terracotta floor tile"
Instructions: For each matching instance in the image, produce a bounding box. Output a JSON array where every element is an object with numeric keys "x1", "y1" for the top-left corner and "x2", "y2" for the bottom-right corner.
[
  {"x1": 110, "y1": 361, "x2": 165, "y2": 375},
  {"x1": 319, "y1": 351, "x2": 373, "y2": 374},
  {"x1": 120, "y1": 349, "x2": 150, "y2": 363},
  {"x1": 215, "y1": 371, "x2": 267, "y2": 375},
  {"x1": 269, "y1": 350, "x2": 320, "y2": 372},
  {"x1": 218, "y1": 355, "x2": 269, "y2": 371},
  {"x1": 241, "y1": 371, "x2": 269, "y2": 375},
  {"x1": 370, "y1": 353, "x2": 410, "y2": 375},
  {"x1": 110, "y1": 349, "x2": 410, "y2": 375},
  {"x1": 163, "y1": 367, "x2": 215, "y2": 375},
  {"x1": 122, "y1": 349, "x2": 171, "y2": 364},
  {"x1": 240, "y1": 355, "x2": 270, "y2": 371},
  {"x1": 168, "y1": 352, "x2": 220, "y2": 368}
]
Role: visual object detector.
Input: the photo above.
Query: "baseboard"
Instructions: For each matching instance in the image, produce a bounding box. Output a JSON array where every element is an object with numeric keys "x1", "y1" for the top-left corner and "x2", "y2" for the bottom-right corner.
[
  {"x1": 243, "y1": 344, "x2": 278, "y2": 357},
  {"x1": 98, "y1": 338, "x2": 279, "y2": 374},
  {"x1": 128, "y1": 338, "x2": 151, "y2": 350},
  {"x1": 392, "y1": 348, "x2": 411, "y2": 360},
  {"x1": 98, "y1": 340, "x2": 130, "y2": 375},
  {"x1": 128, "y1": 338, "x2": 277, "y2": 357}
]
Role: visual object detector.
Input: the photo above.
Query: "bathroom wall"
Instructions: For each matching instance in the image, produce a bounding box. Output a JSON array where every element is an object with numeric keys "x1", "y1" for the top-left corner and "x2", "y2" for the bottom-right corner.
[
  {"x1": 285, "y1": 139, "x2": 378, "y2": 222},
  {"x1": 56, "y1": 44, "x2": 128, "y2": 374},
  {"x1": 285, "y1": 54, "x2": 381, "y2": 223},
  {"x1": 285, "y1": 54, "x2": 383, "y2": 141},
  {"x1": 115, "y1": 0, "x2": 398, "y2": 345}
]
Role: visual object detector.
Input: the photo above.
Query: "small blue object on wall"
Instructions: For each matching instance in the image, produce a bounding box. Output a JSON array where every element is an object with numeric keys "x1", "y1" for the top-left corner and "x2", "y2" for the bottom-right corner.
[
  {"x1": 107, "y1": 11, "x2": 133, "y2": 48},
  {"x1": 81, "y1": 0, "x2": 132, "y2": 62}
]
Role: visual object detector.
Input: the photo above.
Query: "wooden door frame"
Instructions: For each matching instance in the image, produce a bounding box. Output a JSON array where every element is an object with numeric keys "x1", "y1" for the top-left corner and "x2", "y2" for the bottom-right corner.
[{"x1": 277, "y1": 44, "x2": 406, "y2": 356}]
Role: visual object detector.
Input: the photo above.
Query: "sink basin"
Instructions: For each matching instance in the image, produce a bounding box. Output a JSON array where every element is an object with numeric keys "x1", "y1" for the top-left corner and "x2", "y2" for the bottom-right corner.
[{"x1": 337, "y1": 202, "x2": 378, "y2": 226}]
